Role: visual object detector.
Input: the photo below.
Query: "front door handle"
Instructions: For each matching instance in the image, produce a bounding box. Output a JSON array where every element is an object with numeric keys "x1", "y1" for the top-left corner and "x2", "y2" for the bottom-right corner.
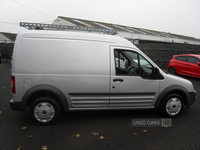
[{"x1": 113, "y1": 78, "x2": 124, "y2": 82}]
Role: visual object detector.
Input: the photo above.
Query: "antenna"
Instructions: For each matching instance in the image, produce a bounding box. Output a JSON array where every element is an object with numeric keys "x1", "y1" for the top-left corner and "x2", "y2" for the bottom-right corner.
[{"x1": 20, "y1": 22, "x2": 117, "y2": 35}]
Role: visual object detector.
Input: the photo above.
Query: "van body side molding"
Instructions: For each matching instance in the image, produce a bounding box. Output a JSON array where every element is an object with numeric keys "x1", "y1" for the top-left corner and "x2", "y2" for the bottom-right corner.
[
  {"x1": 69, "y1": 92, "x2": 156, "y2": 108},
  {"x1": 69, "y1": 92, "x2": 156, "y2": 96}
]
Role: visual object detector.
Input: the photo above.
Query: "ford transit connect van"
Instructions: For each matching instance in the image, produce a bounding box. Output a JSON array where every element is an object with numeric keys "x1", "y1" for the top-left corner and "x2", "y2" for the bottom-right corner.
[{"x1": 10, "y1": 30, "x2": 196, "y2": 124}]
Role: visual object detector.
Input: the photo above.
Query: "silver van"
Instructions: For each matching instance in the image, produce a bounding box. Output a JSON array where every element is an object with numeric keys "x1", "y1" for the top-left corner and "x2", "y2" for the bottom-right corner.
[{"x1": 10, "y1": 30, "x2": 196, "y2": 124}]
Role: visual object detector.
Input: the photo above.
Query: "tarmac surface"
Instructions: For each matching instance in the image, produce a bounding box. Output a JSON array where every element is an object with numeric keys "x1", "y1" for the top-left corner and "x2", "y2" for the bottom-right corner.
[{"x1": 0, "y1": 62, "x2": 200, "y2": 150}]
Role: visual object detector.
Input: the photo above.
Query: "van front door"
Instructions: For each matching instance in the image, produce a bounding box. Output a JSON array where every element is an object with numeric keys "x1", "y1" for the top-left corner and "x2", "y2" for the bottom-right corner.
[{"x1": 110, "y1": 47, "x2": 160, "y2": 108}]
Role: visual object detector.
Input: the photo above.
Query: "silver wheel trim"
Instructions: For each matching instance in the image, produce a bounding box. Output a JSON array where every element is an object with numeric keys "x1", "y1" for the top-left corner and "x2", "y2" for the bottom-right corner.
[
  {"x1": 34, "y1": 102, "x2": 55, "y2": 122},
  {"x1": 166, "y1": 98, "x2": 182, "y2": 116}
]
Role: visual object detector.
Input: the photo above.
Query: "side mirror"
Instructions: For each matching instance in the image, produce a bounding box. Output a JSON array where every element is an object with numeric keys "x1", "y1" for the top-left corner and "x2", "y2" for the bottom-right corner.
[{"x1": 197, "y1": 62, "x2": 200, "y2": 66}]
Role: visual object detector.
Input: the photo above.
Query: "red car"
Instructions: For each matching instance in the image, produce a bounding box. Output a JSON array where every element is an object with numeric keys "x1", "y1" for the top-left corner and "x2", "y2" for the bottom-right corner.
[{"x1": 167, "y1": 54, "x2": 200, "y2": 78}]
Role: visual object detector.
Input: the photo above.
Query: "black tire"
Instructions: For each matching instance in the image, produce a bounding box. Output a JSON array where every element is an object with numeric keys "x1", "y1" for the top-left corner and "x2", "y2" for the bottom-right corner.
[
  {"x1": 29, "y1": 97, "x2": 61, "y2": 125},
  {"x1": 168, "y1": 67, "x2": 176, "y2": 75},
  {"x1": 160, "y1": 94, "x2": 184, "y2": 117}
]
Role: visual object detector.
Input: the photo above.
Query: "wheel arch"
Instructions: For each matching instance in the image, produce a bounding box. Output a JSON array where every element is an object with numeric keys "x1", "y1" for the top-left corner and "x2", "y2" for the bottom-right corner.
[
  {"x1": 155, "y1": 85, "x2": 190, "y2": 109},
  {"x1": 21, "y1": 85, "x2": 69, "y2": 111}
]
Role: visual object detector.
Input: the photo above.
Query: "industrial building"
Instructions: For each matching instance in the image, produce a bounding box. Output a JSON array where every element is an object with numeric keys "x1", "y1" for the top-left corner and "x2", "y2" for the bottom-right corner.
[
  {"x1": 0, "y1": 32, "x2": 16, "y2": 43},
  {"x1": 52, "y1": 16, "x2": 200, "y2": 45}
]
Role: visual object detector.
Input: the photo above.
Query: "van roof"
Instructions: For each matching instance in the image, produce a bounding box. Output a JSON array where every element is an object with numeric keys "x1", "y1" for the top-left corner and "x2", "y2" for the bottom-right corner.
[{"x1": 17, "y1": 30, "x2": 138, "y2": 49}]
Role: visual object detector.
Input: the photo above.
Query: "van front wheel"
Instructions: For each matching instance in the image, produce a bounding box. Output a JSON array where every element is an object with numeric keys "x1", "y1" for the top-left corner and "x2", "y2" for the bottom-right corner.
[
  {"x1": 30, "y1": 97, "x2": 61, "y2": 125},
  {"x1": 160, "y1": 94, "x2": 184, "y2": 117}
]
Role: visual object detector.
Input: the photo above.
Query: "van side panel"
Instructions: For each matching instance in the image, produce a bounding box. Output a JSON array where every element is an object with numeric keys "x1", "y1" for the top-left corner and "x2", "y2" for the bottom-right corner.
[
  {"x1": 14, "y1": 38, "x2": 109, "y2": 75},
  {"x1": 12, "y1": 37, "x2": 111, "y2": 108}
]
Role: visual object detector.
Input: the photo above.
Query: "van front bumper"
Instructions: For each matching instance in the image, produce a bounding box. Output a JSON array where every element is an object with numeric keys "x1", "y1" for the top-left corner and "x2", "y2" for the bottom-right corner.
[
  {"x1": 189, "y1": 90, "x2": 197, "y2": 106},
  {"x1": 9, "y1": 98, "x2": 25, "y2": 111}
]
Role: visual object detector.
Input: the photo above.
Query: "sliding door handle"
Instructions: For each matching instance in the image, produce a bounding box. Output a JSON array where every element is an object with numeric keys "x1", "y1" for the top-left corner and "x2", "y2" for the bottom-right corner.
[{"x1": 113, "y1": 78, "x2": 124, "y2": 82}]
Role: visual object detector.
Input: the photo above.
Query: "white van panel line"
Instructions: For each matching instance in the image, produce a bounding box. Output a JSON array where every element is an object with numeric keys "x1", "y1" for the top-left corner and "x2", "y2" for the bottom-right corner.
[
  {"x1": 110, "y1": 93, "x2": 155, "y2": 107},
  {"x1": 69, "y1": 94, "x2": 109, "y2": 107},
  {"x1": 24, "y1": 37, "x2": 116, "y2": 44}
]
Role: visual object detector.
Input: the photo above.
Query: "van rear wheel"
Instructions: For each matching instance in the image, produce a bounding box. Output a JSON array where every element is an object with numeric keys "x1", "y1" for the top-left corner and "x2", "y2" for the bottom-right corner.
[
  {"x1": 160, "y1": 94, "x2": 184, "y2": 117},
  {"x1": 30, "y1": 97, "x2": 61, "y2": 125}
]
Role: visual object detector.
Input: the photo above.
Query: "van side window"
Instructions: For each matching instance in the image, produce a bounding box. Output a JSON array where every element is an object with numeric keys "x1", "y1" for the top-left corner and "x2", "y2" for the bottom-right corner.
[
  {"x1": 139, "y1": 55, "x2": 153, "y2": 78},
  {"x1": 114, "y1": 50, "x2": 153, "y2": 79},
  {"x1": 114, "y1": 50, "x2": 139, "y2": 76}
]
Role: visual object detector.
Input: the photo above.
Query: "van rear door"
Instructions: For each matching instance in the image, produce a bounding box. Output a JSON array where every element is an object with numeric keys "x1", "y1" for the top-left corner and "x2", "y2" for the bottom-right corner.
[{"x1": 109, "y1": 46, "x2": 160, "y2": 108}]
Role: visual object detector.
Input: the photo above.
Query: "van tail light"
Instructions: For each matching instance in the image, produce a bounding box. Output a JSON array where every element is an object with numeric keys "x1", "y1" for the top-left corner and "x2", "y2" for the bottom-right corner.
[{"x1": 11, "y1": 76, "x2": 16, "y2": 94}]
